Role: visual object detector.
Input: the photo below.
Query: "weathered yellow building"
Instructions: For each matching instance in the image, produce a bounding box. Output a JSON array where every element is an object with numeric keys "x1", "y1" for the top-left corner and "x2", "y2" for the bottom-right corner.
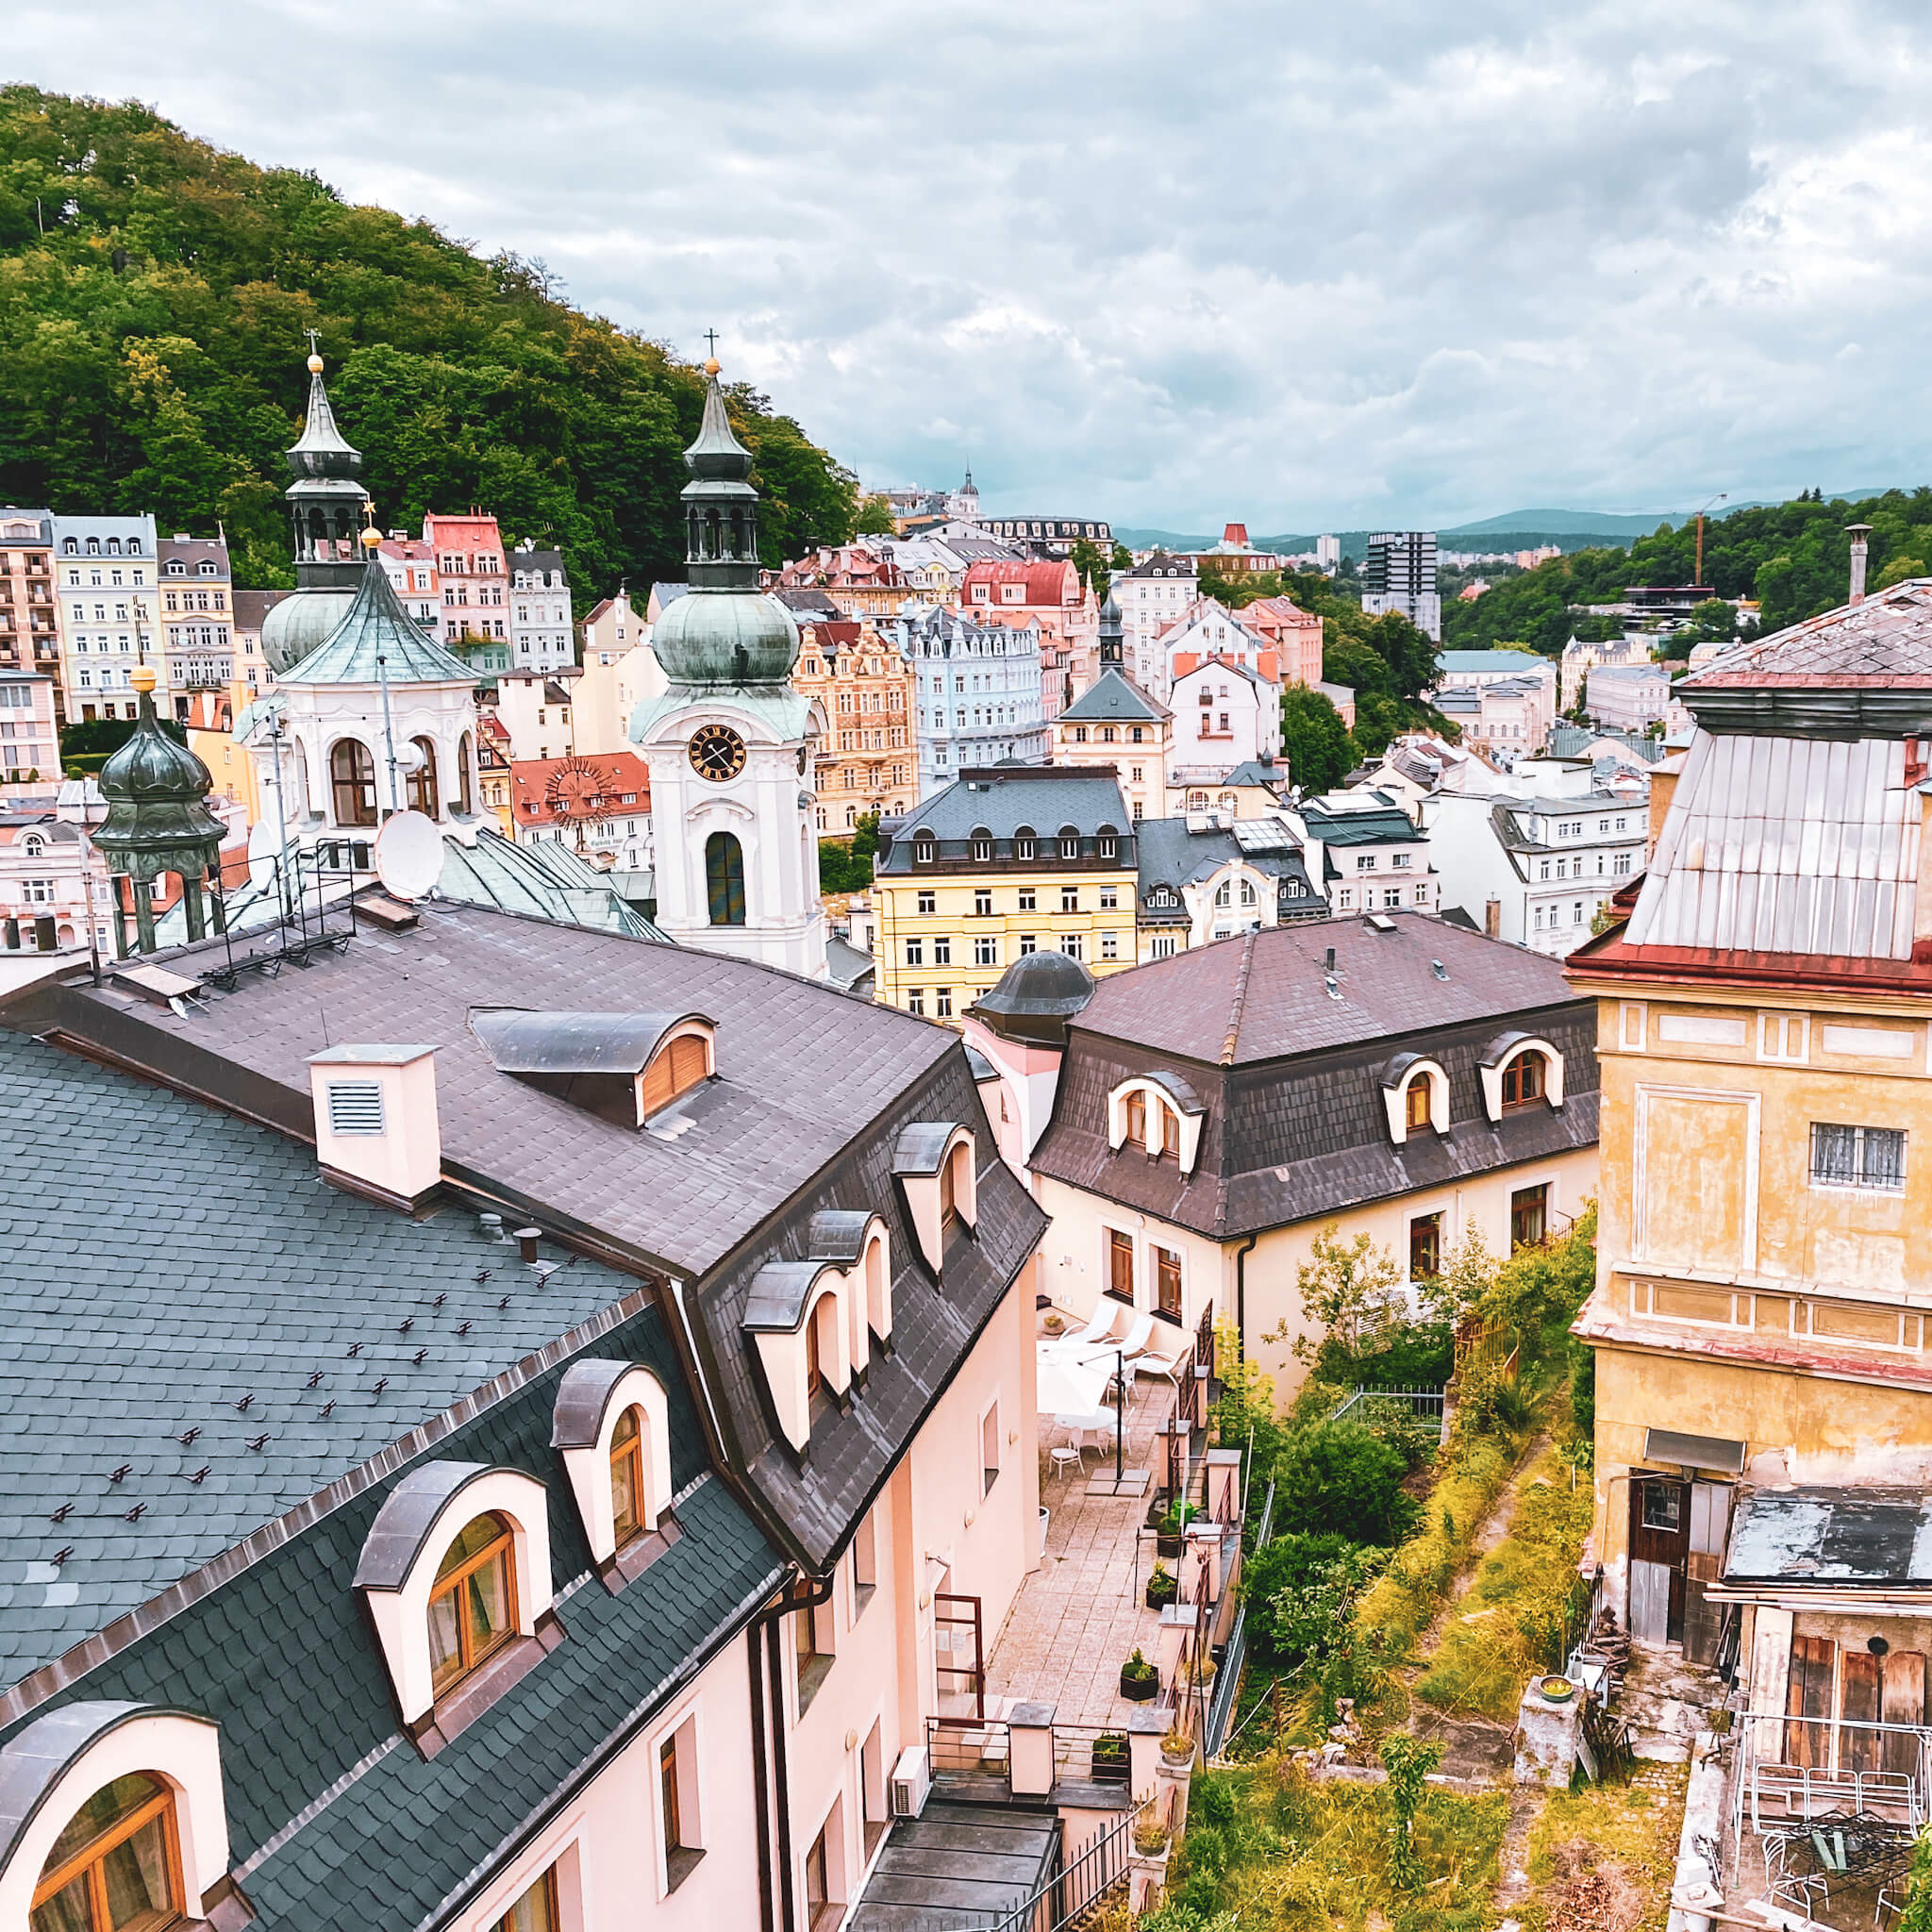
[
  {"x1": 791, "y1": 618, "x2": 915, "y2": 827},
  {"x1": 1567, "y1": 579, "x2": 1932, "y2": 1740},
  {"x1": 871, "y1": 767, "x2": 1138, "y2": 1020}
]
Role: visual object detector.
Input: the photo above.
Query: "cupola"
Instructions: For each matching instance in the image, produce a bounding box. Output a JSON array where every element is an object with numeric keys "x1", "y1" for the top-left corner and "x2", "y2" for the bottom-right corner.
[{"x1": 92, "y1": 666, "x2": 227, "y2": 956}]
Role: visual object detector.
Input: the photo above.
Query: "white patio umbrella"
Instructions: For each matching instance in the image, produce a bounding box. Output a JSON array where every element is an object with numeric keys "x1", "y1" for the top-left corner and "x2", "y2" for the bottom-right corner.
[{"x1": 1036, "y1": 1350, "x2": 1108, "y2": 1423}]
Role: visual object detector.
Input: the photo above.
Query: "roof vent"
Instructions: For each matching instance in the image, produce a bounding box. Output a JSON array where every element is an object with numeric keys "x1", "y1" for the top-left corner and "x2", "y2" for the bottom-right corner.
[
  {"x1": 1324, "y1": 974, "x2": 1341, "y2": 999},
  {"x1": 1431, "y1": 958, "x2": 1448, "y2": 980},
  {"x1": 1365, "y1": 914, "x2": 1396, "y2": 934},
  {"x1": 1324, "y1": 946, "x2": 1336, "y2": 971}
]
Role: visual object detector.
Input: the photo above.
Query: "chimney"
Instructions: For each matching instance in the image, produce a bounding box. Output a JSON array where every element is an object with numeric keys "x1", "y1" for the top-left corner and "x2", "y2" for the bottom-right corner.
[
  {"x1": 307, "y1": 1044, "x2": 441, "y2": 1209},
  {"x1": 1848, "y1": 524, "x2": 1873, "y2": 605}
]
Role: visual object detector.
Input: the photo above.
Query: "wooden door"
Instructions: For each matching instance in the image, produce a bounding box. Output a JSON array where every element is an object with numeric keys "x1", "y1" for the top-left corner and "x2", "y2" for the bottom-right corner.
[
  {"x1": 1841, "y1": 1650, "x2": 1882, "y2": 1773},
  {"x1": 1881, "y1": 1651, "x2": 1926, "y2": 1776},
  {"x1": 1630, "y1": 1476, "x2": 1690, "y2": 1642},
  {"x1": 1785, "y1": 1634, "x2": 1836, "y2": 1769}
]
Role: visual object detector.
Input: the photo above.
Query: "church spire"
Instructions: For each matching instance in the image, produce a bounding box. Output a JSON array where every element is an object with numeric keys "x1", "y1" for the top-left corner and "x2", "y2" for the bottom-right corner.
[
  {"x1": 1098, "y1": 585, "x2": 1124, "y2": 665},
  {"x1": 284, "y1": 339, "x2": 370, "y2": 579},
  {"x1": 681, "y1": 357, "x2": 761, "y2": 591},
  {"x1": 92, "y1": 665, "x2": 227, "y2": 958}
]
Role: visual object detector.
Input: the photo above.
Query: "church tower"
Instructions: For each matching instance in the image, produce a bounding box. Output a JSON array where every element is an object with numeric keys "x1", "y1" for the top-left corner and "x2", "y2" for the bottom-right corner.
[
  {"x1": 262, "y1": 343, "x2": 374, "y2": 675},
  {"x1": 631, "y1": 359, "x2": 827, "y2": 978},
  {"x1": 1097, "y1": 586, "x2": 1124, "y2": 667}
]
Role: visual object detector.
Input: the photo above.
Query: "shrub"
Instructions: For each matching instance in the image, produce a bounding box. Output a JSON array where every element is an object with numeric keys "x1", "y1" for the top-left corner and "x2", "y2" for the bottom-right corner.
[
  {"x1": 1317, "y1": 1319, "x2": 1454, "y2": 1390},
  {"x1": 1248, "y1": 1535, "x2": 1387, "y2": 1666},
  {"x1": 1457, "y1": 1360, "x2": 1536, "y2": 1437},
  {"x1": 1274, "y1": 1419, "x2": 1413, "y2": 1545},
  {"x1": 1567, "y1": 1334, "x2": 1597, "y2": 1445}
]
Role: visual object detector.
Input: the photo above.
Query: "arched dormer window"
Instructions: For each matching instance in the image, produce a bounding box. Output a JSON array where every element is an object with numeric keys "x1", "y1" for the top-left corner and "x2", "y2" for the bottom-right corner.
[
  {"x1": 970, "y1": 826, "x2": 993, "y2": 861},
  {"x1": 23, "y1": 833, "x2": 43, "y2": 858},
  {"x1": 0, "y1": 1707, "x2": 228, "y2": 1932},
  {"x1": 1213, "y1": 880, "x2": 1230, "y2": 908},
  {"x1": 405, "y1": 736, "x2": 440, "y2": 818},
  {"x1": 1107, "y1": 1073, "x2": 1205, "y2": 1174},
  {"x1": 1378, "y1": 1053, "x2": 1449, "y2": 1144},
  {"x1": 1240, "y1": 877, "x2": 1257, "y2": 907},
  {"x1": 1477, "y1": 1033, "x2": 1565, "y2": 1121},
  {"x1": 912, "y1": 831, "x2": 936, "y2": 865},
  {"x1": 1097, "y1": 825, "x2": 1119, "y2": 858},
  {"x1": 354, "y1": 1462, "x2": 556, "y2": 1746},
  {"x1": 551, "y1": 1359, "x2": 674, "y2": 1583},
  {"x1": 1014, "y1": 826, "x2": 1036, "y2": 860},
  {"x1": 1058, "y1": 825, "x2": 1079, "y2": 858},
  {"x1": 892, "y1": 1123, "x2": 976, "y2": 1273}
]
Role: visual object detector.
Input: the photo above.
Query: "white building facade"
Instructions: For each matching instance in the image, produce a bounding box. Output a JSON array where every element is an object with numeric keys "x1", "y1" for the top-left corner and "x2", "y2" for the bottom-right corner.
[
  {"x1": 508, "y1": 542, "x2": 575, "y2": 672},
  {"x1": 52, "y1": 514, "x2": 159, "y2": 723},
  {"x1": 898, "y1": 605, "x2": 1048, "y2": 799}
]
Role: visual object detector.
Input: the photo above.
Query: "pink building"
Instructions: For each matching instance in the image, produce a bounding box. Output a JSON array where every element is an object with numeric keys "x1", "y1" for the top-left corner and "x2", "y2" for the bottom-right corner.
[
  {"x1": 0, "y1": 669, "x2": 59, "y2": 791},
  {"x1": 962, "y1": 558, "x2": 1100, "y2": 721},
  {"x1": 425, "y1": 509, "x2": 509, "y2": 650},
  {"x1": 1236, "y1": 593, "x2": 1324, "y2": 691}
]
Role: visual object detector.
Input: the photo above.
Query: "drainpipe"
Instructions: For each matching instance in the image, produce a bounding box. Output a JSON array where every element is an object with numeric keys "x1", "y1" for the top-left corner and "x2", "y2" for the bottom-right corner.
[
  {"x1": 748, "y1": 1571, "x2": 838, "y2": 1932},
  {"x1": 748, "y1": 1624, "x2": 774, "y2": 1932},
  {"x1": 1233, "y1": 1233, "x2": 1258, "y2": 1362}
]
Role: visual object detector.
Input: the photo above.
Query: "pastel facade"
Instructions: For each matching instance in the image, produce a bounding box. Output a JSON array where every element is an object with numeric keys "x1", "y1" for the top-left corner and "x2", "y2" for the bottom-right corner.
[
  {"x1": 1565, "y1": 580, "x2": 1932, "y2": 1688},
  {"x1": 508, "y1": 542, "x2": 575, "y2": 672},
  {"x1": 508, "y1": 750, "x2": 652, "y2": 874},
  {"x1": 1283, "y1": 790, "x2": 1440, "y2": 917},
  {"x1": 1585, "y1": 661, "x2": 1674, "y2": 734},
  {"x1": 575, "y1": 589, "x2": 667, "y2": 759},
  {"x1": 791, "y1": 620, "x2": 916, "y2": 828},
  {"x1": 899, "y1": 607, "x2": 1048, "y2": 800},
  {"x1": 0, "y1": 510, "x2": 61, "y2": 721},
  {"x1": 1168, "y1": 656, "x2": 1282, "y2": 785},
  {"x1": 1053, "y1": 668, "x2": 1171, "y2": 824},
  {"x1": 52, "y1": 514, "x2": 159, "y2": 723},
  {"x1": 156, "y1": 534, "x2": 235, "y2": 719},
  {"x1": 1017, "y1": 914, "x2": 1600, "y2": 1395}
]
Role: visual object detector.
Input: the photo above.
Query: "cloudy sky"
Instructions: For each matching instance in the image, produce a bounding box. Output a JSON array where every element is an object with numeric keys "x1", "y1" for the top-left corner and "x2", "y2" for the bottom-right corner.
[{"x1": 15, "y1": 1, "x2": 1932, "y2": 531}]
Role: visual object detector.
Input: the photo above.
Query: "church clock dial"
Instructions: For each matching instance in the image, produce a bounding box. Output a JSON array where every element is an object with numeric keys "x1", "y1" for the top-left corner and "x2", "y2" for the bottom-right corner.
[{"x1": 688, "y1": 724, "x2": 748, "y2": 781}]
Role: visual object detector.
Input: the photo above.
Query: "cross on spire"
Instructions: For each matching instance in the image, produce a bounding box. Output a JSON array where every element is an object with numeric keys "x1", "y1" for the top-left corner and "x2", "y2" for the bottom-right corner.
[{"x1": 703, "y1": 328, "x2": 720, "y2": 358}]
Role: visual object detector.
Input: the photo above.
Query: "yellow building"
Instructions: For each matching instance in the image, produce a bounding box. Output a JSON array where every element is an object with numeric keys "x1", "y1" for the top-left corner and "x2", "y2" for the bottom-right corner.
[
  {"x1": 871, "y1": 768, "x2": 1138, "y2": 1020},
  {"x1": 791, "y1": 618, "x2": 915, "y2": 828},
  {"x1": 1566, "y1": 582, "x2": 1932, "y2": 1724},
  {"x1": 1053, "y1": 666, "x2": 1172, "y2": 824}
]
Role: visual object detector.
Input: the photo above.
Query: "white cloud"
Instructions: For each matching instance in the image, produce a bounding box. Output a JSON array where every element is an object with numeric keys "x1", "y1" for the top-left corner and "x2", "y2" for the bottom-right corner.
[{"x1": 14, "y1": 0, "x2": 1932, "y2": 527}]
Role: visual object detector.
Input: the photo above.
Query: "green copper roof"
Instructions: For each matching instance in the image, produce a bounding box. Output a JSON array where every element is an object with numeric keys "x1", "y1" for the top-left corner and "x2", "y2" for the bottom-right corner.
[
  {"x1": 275, "y1": 558, "x2": 477, "y2": 687},
  {"x1": 92, "y1": 685, "x2": 225, "y2": 877},
  {"x1": 287, "y1": 364, "x2": 360, "y2": 474}
]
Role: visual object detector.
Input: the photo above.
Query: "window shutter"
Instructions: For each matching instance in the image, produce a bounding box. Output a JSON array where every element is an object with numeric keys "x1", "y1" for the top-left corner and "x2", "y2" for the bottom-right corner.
[
  {"x1": 670, "y1": 1034, "x2": 708, "y2": 1092},
  {"x1": 639, "y1": 1054, "x2": 675, "y2": 1119}
]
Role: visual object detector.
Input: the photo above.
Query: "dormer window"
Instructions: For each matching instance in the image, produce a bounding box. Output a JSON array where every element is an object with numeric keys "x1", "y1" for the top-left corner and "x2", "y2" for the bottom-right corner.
[
  {"x1": 1058, "y1": 826, "x2": 1079, "y2": 858},
  {"x1": 1015, "y1": 826, "x2": 1036, "y2": 859},
  {"x1": 913, "y1": 832, "x2": 936, "y2": 864},
  {"x1": 32, "y1": 1774, "x2": 180, "y2": 1932},
  {"x1": 1502, "y1": 1051, "x2": 1546, "y2": 1108},
  {"x1": 429, "y1": 1513, "x2": 517, "y2": 1695},
  {"x1": 610, "y1": 1407, "x2": 646, "y2": 1547},
  {"x1": 553, "y1": 1360, "x2": 674, "y2": 1579},
  {"x1": 971, "y1": 827, "x2": 993, "y2": 860},
  {"x1": 472, "y1": 1009, "x2": 716, "y2": 1127},
  {"x1": 1107, "y1": 1074, "x2": 1204, "y2": 1173},
  {"x1": 1406, "y1": 1072, "x2": 1433, "y2": 1132}
]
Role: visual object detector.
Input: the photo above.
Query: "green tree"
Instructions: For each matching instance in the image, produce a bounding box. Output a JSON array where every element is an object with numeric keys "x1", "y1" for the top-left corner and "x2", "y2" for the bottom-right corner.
[
  {"x1": 1279, "y1": 686, "x2": 1354, "y2": 793},
  {"x1": 0, "y1": 85, "x2": 856, "y2": 598},
  {"x1": 1069, "y1": 537, "x2": 1113, "y2": 598},
  {"x1": 1274, "y1": 1224, "x2": 1403, "y2": 1367},
  {"x1": 1380, "y1": 1734, "x2": 1444, "y2": 1892},
  {"x1": 1274, "y1": 1420, "x2": 1411, "y2": 1544},
  {"x1": 853, "y1": 493, "x2": 896, "y2": 538}
]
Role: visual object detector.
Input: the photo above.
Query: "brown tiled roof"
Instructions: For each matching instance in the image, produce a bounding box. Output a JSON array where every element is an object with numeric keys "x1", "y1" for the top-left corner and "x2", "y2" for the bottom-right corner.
[
  {"x1": 1688, "y1": 578, "x2": 1932, "y2": 688},
  {"x1": 1074, "y1": 912, "x2": 1578, "y2": 1065}
]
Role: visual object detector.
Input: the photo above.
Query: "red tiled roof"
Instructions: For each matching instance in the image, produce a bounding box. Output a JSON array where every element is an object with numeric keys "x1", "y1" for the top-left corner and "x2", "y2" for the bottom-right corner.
[
  {"x1": 961, "y1": 559, "x2": 1080, "y2": 606},
  {"x1": 508, "y1": 752, "x2": 651, "y2": 826}
]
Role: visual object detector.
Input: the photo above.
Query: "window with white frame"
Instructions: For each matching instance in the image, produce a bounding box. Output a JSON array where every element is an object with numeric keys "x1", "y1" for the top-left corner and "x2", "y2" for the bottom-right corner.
[{"x1": 1810, "y1": 1122, "x2": 1906, "y2": 1192}]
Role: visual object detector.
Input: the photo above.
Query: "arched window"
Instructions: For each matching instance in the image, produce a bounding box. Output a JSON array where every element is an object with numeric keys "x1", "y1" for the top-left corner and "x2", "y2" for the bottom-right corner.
[
  {"x1": 1058, "y1": 825, "x2": 1079, "y2": 858},
  {"x1": 456, "y1": 732, "x2": 475, "y2": 815},
  {"x1": 941, "y1": 1139, "x2": 972, "y2": 1223},
  {"x1": 609, "y1": 1407, "x2": 646, "y2": 1550},
  {"x1": 1186, "y1": 790, "x2": 1208, "y2": 811},
  {"x1": 428, "y1": 1512, "x2": 517, "y2": 1696},
  {"x1": 1502, "y1": 1051, "x2": 1546, "y2": 1108},
  {"x1": 406, "y1": 737, "x2": 440, "y2": 818},
  {"x1": 330, "y1": 740, "x2": 378, "y2": 827},
  {"x1": 970, "y1": 826, "x2": 993, "y2": 861},
  {"x1": 1124, "y1": 1090, "x2": 1146, "y2": 1148},
  {"x1": 1014, "y1": 826, "x2": 1036, "y2": 860},
  {"x1": 913, "y1": 831, "x2": 936, "y2": 865},
  {"x1": 1213, "y1": 880, "x2": 1231, "y2": 908},
  {"x1": 1240, "y1": 877, "x2": 1257, "y2": 907},
  {"x1": 31, "y1": 1773, "x2": 180, "y2": 1932},
  {"x1": 1160, "y1": 1105, "x2": 1179, "y2": 1158},
  {"x1": 23, "y1": 833, "x2": 43, "y2": 857},
  {"x1": 705, "y1": 832, "x2": 745, "y2": 926},
  {"x1": 805, "y1": 1307, "x2": 824, "y2": 1396},
  {"x1": 1406, "y1": 1072, "x2": 1433, "y2": 1132}
]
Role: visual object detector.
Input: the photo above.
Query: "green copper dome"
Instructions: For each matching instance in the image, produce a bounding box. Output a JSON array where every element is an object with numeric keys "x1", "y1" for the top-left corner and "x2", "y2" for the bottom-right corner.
[{"x1": 651, "y1": 361, "x2": 799, "y2": 687}]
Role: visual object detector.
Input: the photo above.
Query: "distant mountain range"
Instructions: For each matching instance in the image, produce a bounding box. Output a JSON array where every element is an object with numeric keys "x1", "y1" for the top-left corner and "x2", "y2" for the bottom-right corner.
[{"x1": 1111, "y1": 491, "x2": 1906, "y2": 558}]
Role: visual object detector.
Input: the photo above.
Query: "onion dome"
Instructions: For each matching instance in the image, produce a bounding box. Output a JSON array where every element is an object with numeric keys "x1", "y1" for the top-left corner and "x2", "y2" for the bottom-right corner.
[
  {"x1": 93, "y1": 666, "x2": 225, "y2": 881},
  {"x1": 652, "y1": 359, "x2": 800, "y2": 687},
  {"x1": 968, "y1": 949, "x2": 1097, "y2": 1047}
]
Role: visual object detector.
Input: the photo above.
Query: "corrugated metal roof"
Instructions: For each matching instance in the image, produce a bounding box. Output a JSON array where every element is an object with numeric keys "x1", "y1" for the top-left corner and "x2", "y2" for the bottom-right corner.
[{"x1": 1624, "y1": 731, "x2": 1921, "y2": 958}]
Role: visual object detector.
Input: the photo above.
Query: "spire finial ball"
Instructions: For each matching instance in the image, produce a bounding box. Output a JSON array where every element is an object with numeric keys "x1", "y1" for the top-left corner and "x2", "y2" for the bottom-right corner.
[
  {"x1": 359, "y1": 524, "x2": 382, "y2": 551},
  {"x1": 704, "y1": 358, "x2": 722, "y2": 377},
  {"x1": 130, "y1": 664, "x2": 158, "y2": 693},
  {"x1": 307, "y1": 353, "x2": 325, "y2": 374}
]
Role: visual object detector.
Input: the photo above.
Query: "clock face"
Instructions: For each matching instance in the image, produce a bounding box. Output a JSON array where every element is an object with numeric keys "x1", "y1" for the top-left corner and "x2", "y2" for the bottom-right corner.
[{"x1": 688, "y1": 724, "x2": 748, "y2": 782}]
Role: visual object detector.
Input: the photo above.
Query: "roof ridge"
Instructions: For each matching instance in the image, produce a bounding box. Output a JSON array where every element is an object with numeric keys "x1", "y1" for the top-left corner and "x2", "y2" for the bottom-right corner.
[{"x1": 1220, "y1": 929, "x2": 1257, "y2": 1065}]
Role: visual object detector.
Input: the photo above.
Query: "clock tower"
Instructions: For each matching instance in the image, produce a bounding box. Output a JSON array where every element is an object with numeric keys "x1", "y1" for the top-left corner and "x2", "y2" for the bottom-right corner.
[{"x1": 631, "y1": 357, "x2": 827, "y2": 978}]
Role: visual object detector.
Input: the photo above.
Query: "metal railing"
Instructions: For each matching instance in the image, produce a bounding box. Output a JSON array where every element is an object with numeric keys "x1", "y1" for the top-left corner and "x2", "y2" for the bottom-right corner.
[
  {"x1": 1052, "y1": 1722, "x2": 1135, "y2": 1790},
  {"x1": 1329, "y1": 1385, "x2": 1446, "y2": 1424},
  {"x1": 1729, "y1": 1709, "x2": 1932, "y2": 1873},
  {"x1": 1206, "y1": 1477, "x2": 1273, "y2": 1757},
  {"x1": 925, "y1": 1714, "x2": 1009, "y2": 1779},
  {"x1": 989, "y1": 1798, "x2": 1149, "y2": 1932}
]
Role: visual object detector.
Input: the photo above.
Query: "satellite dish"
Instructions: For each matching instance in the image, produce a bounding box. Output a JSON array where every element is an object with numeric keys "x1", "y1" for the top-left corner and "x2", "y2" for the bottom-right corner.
[{"x1": 374, "y1": 809, "x2": 443, "y2": 901}]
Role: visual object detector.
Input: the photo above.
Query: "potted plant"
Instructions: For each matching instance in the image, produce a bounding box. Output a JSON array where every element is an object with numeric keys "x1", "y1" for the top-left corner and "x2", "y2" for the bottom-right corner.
[
  {"x1": 1161, "y1": 1727, "x2": 1194, "y2": 1767},
  {"x1": 1177, "y1": 1652, "x2": 1218, "y2": 1689},
  {"x1": 1133, "y1": 1818, "x2": 1172, "y2": 1857},
  {"x1": 1154, "y1": 1511, "x2": 1184, "y2": 1559},
  {"x1": 1091, "y1": 1731, "x2": 1130, "y2": 1782},
  {"x1": 1042, "y1": 1310, "x2": 1067, "y2": 1336},
  {"x1": 1120, "y1": 1648, "x2": 1159, "y2": 1702},
  {"x1": 1145, "y1": 1561, "x2": 1178, "y2": 1609}
]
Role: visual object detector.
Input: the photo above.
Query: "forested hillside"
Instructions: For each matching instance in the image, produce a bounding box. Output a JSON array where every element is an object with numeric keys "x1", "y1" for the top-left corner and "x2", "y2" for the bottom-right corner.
[
  {"x1": 1443, "y1": 489, "x2": 1932, "y2": 655},
  {"x1": 0, "y1": 86, "x2": 859, "y2": 596}
]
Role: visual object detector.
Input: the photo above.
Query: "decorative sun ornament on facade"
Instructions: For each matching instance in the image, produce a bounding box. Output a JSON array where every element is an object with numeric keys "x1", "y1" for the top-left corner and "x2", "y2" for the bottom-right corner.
[{"x1": 543, "y1": 755, "x2": 611, "y2": 824}]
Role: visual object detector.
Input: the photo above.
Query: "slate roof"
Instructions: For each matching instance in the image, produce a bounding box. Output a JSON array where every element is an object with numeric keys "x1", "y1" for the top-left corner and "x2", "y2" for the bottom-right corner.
[
  {"x1": 1133, "y1": 815, "x2": 1324, "y2": 918},
  {"x1": 1029, "y1": 914, "x2": 1598, "y2": 1240},
  {"x1": 1221, "y1": 758, "x2": 1288, "y2": 790},
  {"x1": 877, "y1": 771, "x2": 1130, "y2": 863},
  {"x1": 13, "y1": 903, "x2": 1046, "y2": 1571},
  {"x1": 1059, "y1": 668, "x2": 1169, "y2": 724},
  {"x1": 1299, "y1": 796, "x2": 1421, "y2": 846},
  {"x1": 1687, "y1": 578, "x2": 1932, "y2": 690},
  {"x1": 0, "y1": 1029, "x2": 669, "y2": 1689}
]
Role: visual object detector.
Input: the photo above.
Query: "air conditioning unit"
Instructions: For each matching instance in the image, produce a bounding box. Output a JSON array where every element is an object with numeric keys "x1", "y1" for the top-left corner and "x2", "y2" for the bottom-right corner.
[{"x1": 889, "y1": 1744, "x2": 931, "y2": 1820}]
